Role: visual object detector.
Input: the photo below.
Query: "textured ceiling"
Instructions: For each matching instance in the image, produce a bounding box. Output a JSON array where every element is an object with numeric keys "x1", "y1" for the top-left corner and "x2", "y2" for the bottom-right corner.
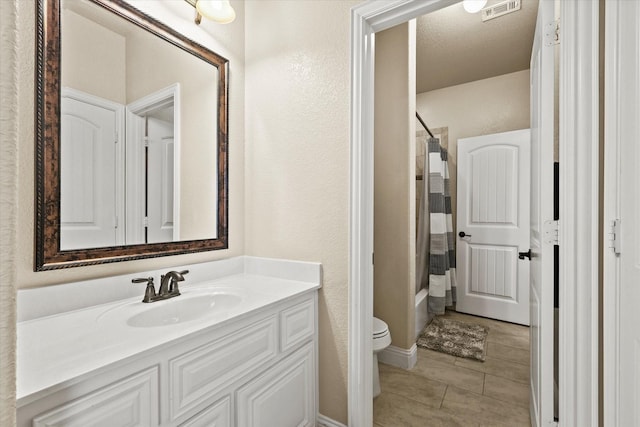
[{"x1": 416, "y1": 0, "x2": 539, "y2": 93}]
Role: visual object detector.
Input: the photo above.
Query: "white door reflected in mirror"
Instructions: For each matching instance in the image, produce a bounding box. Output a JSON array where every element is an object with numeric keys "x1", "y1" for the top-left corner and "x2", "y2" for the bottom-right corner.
[{"x1": 61, "y1": 86, "x2": 180, "y2": 250}]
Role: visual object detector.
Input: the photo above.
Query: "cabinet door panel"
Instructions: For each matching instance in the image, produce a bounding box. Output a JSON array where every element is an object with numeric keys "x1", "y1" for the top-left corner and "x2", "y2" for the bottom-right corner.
[
  {"x1": 170, "y1": 316, "x2": 278, "y2": 420},
  {"x1": 179, "y1": 396, "x2": 231, "y2": 427},
  {"x1": 280, "y1": 297, "x2": 315, "y2": 353},
  {"x1": 32, "y1": 367, "x2": 158, "y2": 427},
  {"x1": 237, "y1": 342, "x2": 315, "y2": 427}
]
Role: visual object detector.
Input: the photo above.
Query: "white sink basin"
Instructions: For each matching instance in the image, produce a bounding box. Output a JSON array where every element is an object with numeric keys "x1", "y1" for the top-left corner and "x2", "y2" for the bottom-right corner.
[{"x1": 126, "y1": 291, "x2": 243, "y2": 328}]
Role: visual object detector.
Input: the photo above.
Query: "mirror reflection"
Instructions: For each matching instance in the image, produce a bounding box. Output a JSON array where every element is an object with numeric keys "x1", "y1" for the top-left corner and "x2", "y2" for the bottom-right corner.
[
  {"x1": 60, "y1": 0, "x2": 219, "y2": 250},
  {"x1": 35, "y1": 0, "x2": 228, "y2": 270}
]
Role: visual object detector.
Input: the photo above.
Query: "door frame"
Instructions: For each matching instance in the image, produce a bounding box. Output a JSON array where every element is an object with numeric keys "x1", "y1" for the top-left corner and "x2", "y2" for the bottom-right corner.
[
  {"x1": 603, "y1": 0, "x2": 639, "y2": 424},
  {"x1": 125, "y1": 83, "x2": 181, "y2": 244},
  {"x1": 348, "y1": 1, "x2": 600, "y2": 426}
]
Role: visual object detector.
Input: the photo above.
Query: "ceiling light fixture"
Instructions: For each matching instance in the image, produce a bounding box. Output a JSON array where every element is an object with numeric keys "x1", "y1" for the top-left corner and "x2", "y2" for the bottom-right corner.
[
  {"x1": 463, "y1": 0, "x2": 488, "y2": 14},
  {"x1": 184, "y1": 0, "x2": 236, "y2": 25}
]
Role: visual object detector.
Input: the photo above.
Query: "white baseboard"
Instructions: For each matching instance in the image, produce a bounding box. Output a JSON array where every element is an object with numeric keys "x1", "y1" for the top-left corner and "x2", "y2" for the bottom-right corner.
[
  {"x1": 377, "y1": 344, "x2": 417, "y2": 369},
  {"x1": 317, "y1": 414, "x2": 347, "y2": 427}
]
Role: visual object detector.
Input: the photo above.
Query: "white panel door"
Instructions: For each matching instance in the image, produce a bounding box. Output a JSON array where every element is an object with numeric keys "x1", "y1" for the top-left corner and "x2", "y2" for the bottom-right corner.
[
  {"x1": 60, "y1": 96, "x2": 119, "y2": 250},
  {"x1": 456, "y1": 129, "x2": 530, "y2": 326},
  {"x1": 604, "y1": 0, "x2": 640, "y2": 425},
  {"x1": 147, "y1": 117, "x2": 175, "y2": 243},
  {"x1": 529, "y1": 0, "x2": 555, "y2": 425}
]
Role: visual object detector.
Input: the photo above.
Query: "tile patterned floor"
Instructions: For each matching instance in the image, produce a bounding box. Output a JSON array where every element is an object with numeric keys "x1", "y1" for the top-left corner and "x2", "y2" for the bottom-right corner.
[{"x1": 374, "y1": 311, "x2": 531, "y2": 427}]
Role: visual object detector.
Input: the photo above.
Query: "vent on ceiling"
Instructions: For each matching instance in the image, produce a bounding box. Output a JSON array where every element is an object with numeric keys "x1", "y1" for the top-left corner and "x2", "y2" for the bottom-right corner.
[{"x1": 481, "y1": 0, "x2": 521, "y2": 22}]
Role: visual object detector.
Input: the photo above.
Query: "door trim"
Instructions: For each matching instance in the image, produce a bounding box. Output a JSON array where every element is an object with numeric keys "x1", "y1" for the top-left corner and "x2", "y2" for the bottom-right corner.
[
  {"x1": 557, "y1": 2, "x2": 600, "y2": 426},
  {"x1": 603, "y1": 0, "x2": 638, "y2": 424},
  {"x1": 125, "y1": 83, "x2": 181, "y2": 244},
  {"x1": 349, "y1": 1, "x2": 600, "y2": 426},
  {"x1": 602, "y1": 0, "x2": 620, "y2": 420}
]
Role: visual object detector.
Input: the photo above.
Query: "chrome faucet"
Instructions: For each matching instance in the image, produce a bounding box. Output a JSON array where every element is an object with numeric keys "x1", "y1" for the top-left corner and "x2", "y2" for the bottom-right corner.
[{"x1": 132, "y1": 270, "x2": 189, "y2": 303}]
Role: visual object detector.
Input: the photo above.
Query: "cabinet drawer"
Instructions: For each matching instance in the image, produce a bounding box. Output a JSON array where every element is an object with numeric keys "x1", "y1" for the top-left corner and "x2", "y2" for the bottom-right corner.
[
  {"x1": 170, "y1": 316, "x2": 278, "y2": 420},
  {"x1": 236, "y1": 342, "x2": 315, "y2": 427},
  {"x1": 32, "y1": 367, "x2": 158, "y2": 427},
  {"x1": 179, "y1": 396, "x2": 231, "y2": 427},
  {"x1": 280, "y1": 297, "x2": 315, "y2": 352}
]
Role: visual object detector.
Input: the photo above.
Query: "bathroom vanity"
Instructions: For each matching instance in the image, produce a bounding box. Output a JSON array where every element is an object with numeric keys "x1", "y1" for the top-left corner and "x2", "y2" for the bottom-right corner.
[{"x1": 16, "y1": 257, "x2": 321, "y2": 427}]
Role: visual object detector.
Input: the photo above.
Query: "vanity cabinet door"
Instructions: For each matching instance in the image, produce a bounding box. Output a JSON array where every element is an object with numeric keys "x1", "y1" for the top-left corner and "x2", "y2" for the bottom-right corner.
[
  {"x1": 169, "y1": 316, "x2": 278, "y2": 421},
  {"x1": 31, "y1": 367, "x2": 158, "y2": 427},
  {"x1": 236, "y1": 342, "x2": 315, "y2": 427},
  {"x1": 179, "y1": 396, "x2": 231, "y2": 427},
  {"x1": 280, "y1": 297, "x2": 315, "y2": 353}
]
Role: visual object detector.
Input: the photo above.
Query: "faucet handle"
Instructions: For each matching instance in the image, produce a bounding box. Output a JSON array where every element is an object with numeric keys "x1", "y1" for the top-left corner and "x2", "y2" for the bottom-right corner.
[
  {"x1": 132, "y1": 277, "x2": 156, "y2": 303},
  {"x1": 178, "y1": 270, "x2": 189, "y2": 276},
  {"x1": 132, "y1": 277, "x2": 153, "y2": 284}
]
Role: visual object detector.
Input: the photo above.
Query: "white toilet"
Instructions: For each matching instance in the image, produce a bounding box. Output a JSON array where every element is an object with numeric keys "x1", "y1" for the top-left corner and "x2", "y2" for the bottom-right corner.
[{"x1": 372, "y1": 317, "x2": 392, "y2": 398}]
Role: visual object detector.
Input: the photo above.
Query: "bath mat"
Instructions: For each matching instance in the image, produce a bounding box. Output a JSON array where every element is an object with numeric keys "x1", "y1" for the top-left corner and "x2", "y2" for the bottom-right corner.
[{"x1": 417, "y1": 317, "x2": 488, "y2": 361}]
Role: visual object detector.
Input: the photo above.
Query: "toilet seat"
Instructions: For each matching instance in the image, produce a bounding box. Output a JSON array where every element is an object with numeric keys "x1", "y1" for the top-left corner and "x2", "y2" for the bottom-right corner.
[
  {"x1": 373, "y1": 317, "x2": 389, "y2": 337},
  {"x1": 372, "y1": 317, "x2": 391, "y2": 352}
]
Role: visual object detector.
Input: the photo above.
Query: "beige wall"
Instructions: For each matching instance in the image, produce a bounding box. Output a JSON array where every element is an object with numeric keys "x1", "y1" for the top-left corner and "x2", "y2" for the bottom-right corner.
[
  {"x1": 245, "y1": 1, "x2": 359, "y2": 423},
  {"x1": 62, "y1": 3, "x2": 222, "y2": 241},
  {"x1": 0, "y1": 0, "x2": 18, "y2": 423},
  {"x1": 15, "y1": 0, "x2": 245, "y2": 287},
  {"x1": 374, "y1": 22, "x2": 417, "y2": 351},
  {"x1": 62, "y1": 9, "x2": 126, "y2": 104},
  {"x1": 125, "y1": 27, "x2": 220, "y2": 240},
  {"x1": 416, "y1": 69, "x2": 531, "y2": 236}
]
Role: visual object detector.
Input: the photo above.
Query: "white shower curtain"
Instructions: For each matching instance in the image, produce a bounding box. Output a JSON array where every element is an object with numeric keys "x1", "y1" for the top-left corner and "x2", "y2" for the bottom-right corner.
[{"x1": 416, "y1": 137, "x2": 457, "y2": 315}]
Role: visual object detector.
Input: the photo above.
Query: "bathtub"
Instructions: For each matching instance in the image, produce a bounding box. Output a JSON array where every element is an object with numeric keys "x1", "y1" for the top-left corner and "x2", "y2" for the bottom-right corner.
[{"x1": 415, "y1": 288, "x2": 433, "y2": 339}]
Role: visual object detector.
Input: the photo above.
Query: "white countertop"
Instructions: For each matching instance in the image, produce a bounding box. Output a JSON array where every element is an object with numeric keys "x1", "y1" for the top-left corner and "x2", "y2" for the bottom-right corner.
[{"x1": 17, "y1": 257, "x2": 321, "y2": 406}]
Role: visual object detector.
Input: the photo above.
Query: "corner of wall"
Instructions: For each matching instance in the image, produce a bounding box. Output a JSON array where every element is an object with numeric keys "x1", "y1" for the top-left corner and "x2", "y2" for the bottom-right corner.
[{"x1": 0, "y1": 0, "x2": 19, "y2": 423}]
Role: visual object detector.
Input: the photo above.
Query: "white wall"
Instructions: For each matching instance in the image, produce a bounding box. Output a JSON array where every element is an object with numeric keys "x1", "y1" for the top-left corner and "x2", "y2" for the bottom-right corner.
[
  {"x1": 416, "y1": 69, "x2": 531, "y2": 234},
  {"x1": 15, "y1": 0, "x2": 245, "y2": 290},
  {"x1": 245, "y1": 1, "x2": 360, "y2": 423}
]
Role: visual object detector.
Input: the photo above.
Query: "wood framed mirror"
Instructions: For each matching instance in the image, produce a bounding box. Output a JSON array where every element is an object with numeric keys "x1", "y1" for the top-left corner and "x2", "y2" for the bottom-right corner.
[{"x1": 35, "y1": 0, "x2": 229, "y2": 271}]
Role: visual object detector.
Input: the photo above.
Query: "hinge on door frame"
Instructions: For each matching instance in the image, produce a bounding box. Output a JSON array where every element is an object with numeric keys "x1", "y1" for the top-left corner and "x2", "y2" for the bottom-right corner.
[
  {"x1": 143, "y1": 136, "x2": 149, "y2": 147},
  {"x1": 115, "y1": 131, "x2": 118, "y2": 144},
  {"x1": 143, "y1": 217, "x2": 149, "y2": 228},
  {"x1": 609, "y1": 219, "x2": 621, "y2": 255},
  {"x1": 544, "y1": 220, "x2": 559, "y2": 245},
  {"x1": 114, "y1": 215, "x2": 118, "y2": 229},
  {"x1": 545, "y1": 19, "x2": 560, "y2": 46}
]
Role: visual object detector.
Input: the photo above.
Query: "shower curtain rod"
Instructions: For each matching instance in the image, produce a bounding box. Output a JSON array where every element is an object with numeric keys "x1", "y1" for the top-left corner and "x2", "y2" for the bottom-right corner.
[{"x1": 416, "y1": 112, "x2": 434, "y2": 138}]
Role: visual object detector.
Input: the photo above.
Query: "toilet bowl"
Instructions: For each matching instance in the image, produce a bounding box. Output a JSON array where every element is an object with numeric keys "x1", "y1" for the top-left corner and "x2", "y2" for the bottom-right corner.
[{"x1": 372, "y1": 317, "x2": 392, "y2": 398}]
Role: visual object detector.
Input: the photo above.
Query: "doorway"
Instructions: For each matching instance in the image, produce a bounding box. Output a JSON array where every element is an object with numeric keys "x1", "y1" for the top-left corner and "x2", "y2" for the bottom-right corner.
[
  {"x1": 349, "y1": 1, "x2": 600, "y2": 426},
  {"x1": 372, "y1": 1, "x2": 536, "y2": 424},
  {"x1": 125, "y1": 84, "x2": 181, "y2": 245}
]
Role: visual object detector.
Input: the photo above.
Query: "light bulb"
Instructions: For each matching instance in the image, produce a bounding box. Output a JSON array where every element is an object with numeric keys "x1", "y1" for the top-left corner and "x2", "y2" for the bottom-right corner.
[
  {"x1": 463, "y1": 0, "x2": 488, "y2": 14},
  {"x1": 196, "y1": 0, "x2": 236, "y2": 24}
]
